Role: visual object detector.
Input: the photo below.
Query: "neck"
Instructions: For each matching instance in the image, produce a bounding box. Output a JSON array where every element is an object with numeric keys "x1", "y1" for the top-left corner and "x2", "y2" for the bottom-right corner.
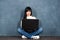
[{"x1": 27, "y1": 15, "x2": 31, "y2": 17}]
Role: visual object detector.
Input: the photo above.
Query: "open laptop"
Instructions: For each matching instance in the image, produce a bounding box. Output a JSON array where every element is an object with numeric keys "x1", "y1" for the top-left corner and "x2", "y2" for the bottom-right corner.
[{"x1": 22, "y1": 19, "x2": 39, "y2": 33}]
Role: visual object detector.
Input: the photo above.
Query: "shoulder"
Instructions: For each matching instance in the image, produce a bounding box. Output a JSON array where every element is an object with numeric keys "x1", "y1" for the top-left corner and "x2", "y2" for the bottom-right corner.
[
  {"x1": 31, "y1": 16, "x2": 37, "y2": 19},
  {"x1": 32, "y1": 16, "x2": 36, "y2": 18}
]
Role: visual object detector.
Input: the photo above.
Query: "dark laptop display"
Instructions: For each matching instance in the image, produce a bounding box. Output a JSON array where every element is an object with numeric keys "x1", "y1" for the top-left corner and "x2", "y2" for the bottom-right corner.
[{"x1": 22, "y1": 19, "x2": 39, "y2": 33}]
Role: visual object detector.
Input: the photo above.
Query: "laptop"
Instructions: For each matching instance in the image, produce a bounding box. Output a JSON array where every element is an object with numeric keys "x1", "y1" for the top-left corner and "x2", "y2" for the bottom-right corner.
[{"x1": 22, "y1": 19, "x2": 39, "y2": 33}]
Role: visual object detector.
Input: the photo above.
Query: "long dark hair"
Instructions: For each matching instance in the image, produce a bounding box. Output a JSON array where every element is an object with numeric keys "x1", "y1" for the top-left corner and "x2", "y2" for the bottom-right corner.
[{"x1": 23, "y1": 7, "x2": 32, "y2": 19}]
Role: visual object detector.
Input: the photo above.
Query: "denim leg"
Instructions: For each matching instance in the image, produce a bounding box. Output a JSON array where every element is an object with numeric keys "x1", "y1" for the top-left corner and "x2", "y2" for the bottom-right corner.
[
  {"x1": 17, "y1": 28, "x2": 32, "y2": 38},
  {"x1": 30, "y1": 27, "x2": 43, "y2": 36}
]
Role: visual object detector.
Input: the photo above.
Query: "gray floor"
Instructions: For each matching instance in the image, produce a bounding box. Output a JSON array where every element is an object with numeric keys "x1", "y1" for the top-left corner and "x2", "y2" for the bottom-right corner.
[{"x1": 0, "y1": 36, "x2": 60, "y2": 40}]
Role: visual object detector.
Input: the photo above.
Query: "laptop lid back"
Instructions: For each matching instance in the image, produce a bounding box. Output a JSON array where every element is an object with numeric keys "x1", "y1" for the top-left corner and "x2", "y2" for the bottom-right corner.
[{"x1": 22, "y1": 19, "x2": 39, "y2": 33}]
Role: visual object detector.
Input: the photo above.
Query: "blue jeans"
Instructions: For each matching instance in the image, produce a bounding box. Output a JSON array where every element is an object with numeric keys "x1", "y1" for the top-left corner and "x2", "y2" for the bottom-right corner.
[{"x1": 17, "y1": 27, "x2": 43, "y2": 38}]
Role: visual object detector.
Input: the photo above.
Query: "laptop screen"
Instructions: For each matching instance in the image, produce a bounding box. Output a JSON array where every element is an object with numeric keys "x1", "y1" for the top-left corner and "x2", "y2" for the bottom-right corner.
[{"x1": 22, "y1": 19, "x2": 39, "y2": 33}]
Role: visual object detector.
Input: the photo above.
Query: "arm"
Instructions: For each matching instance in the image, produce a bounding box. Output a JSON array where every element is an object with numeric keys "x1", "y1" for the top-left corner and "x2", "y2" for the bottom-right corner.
[{"x1": 20, "y1": 20, "x2": 22, "y2": 28}]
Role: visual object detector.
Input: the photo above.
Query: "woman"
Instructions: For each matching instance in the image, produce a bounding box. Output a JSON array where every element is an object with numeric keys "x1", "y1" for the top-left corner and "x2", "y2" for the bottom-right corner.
[{"x1": 18, "y1": 7, "x2": 43, "y2": 39}]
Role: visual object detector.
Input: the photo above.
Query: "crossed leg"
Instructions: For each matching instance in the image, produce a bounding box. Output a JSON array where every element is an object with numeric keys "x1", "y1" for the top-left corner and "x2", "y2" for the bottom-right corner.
[{"x1": 17, "y1": 27, "x2": 43, "y2": 38}]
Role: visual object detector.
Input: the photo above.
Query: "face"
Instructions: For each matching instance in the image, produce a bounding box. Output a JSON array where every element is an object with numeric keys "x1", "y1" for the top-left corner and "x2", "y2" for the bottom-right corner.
[{"x1": 26, "y1": 11, "x2": 31, "y2": 16}]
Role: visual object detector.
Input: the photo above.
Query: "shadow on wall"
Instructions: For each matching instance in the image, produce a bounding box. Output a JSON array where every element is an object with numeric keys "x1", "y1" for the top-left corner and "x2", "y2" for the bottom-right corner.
[{"x1": 17, "y1": 9, "x2": 24, "y2": 28}]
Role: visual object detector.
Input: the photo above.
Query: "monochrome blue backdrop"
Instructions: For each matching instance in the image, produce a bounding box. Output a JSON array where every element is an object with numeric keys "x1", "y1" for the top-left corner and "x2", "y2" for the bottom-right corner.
[{"x1": 0, "y1": 0, "x2": 60, "y2": 36}]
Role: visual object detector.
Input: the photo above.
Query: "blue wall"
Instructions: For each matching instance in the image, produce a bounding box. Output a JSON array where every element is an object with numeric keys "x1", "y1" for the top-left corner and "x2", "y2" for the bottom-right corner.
[{"x1": 0, "y1": 0, "x2": 60, "y2": 36}]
